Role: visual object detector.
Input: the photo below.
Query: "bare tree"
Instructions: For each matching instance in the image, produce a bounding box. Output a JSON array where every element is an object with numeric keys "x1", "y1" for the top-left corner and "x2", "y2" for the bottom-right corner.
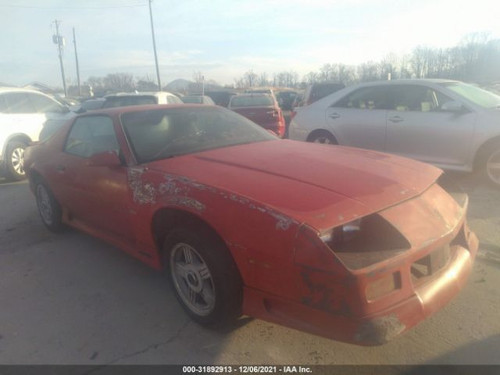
[
  {"x1": 136, "y1": 75, "x2": 158, "y2": 91},
  {"x1": 85, "y1": 76, "x2": 104, "y2": 90},
  {"x1": 303, "y1": 71, "x2": 318, "y2": 84},
  {"x1": 357, "y1": 62, "x2": 380, "y2": 82},
  {"x1": 103, "y1": 73, "x2": 135, "y2": 92},
  {"x1": 243, "y1": 70, "x2": 258, "y2": 87},
  {"x1": 258, "y1": 72, "x2": 269, "y2": 87}
]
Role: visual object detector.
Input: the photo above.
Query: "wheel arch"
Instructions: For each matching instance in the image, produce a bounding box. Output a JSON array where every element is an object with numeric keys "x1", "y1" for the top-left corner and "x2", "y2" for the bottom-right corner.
[
  {"x1": 151, "y1": 207, "x2": 231, "y2": 269},
  {"x1": 306, "y1": 128, "x2": 339, "y2": 144},
  {"x1": 473, "y1": 135, "x2": 500, "y2": 171},
  {"x1": 2, "y1": 133, "x2": 32, "y2": 157}
]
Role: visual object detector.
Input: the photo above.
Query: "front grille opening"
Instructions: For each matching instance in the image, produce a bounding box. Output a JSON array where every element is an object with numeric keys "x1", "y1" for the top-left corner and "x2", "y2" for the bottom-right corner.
[
  {"x1": 331, "y1": 214, "x2": 411, "y2": 270},
  {"x1": 411, "y1": 245, "x2": 451, "y2": 285},
  {"x1": 451, "y1": 224, "x2": 467, "y2": 248}
]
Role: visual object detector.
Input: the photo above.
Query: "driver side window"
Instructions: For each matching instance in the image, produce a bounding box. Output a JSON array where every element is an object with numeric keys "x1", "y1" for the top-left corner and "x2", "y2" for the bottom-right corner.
[{"x1": 65, "y1": 116, "x2": 119, "y2": 158}]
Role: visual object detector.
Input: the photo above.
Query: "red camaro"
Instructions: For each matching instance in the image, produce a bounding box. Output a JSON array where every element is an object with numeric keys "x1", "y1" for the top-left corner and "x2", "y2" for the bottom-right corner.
[{"x1": 25, "y1": 104, "x2": 478, "y2": 345}]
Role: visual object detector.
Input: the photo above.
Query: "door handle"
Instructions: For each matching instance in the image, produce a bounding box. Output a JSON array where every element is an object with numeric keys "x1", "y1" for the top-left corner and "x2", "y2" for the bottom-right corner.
[
  {"x1": 55, "y1": 165, "x2": 66, "y2": 173},
  {"x1": 329, "y1": 113, "x2": 340, "y2": 119},
  {"x1": 388, "y1": 116, "x2": 404, "y2": 123}
]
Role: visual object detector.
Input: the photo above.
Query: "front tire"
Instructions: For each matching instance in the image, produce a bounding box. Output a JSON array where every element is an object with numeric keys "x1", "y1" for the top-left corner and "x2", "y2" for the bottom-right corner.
[
  {"x1": 35, "y1": 182, "x2": 64, "y2": 232},
  {"x1": 480, "y1": 142, "x2": 500, "y2": 188},
  {"x1": 5, "y1": 141, "x2": 27, "y2": 181},
  {"x1": 308, "y1": 130, "x2": 337, "y2": 145},
  {"x1": 163, "y1": 226, "x2": 242, "y2": 326}
]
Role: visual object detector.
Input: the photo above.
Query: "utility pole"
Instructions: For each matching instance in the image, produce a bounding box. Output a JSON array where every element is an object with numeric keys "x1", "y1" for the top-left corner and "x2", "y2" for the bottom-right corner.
[
  {"x1": 73, "y1": 28, "x2": 81, "y2": 96},
  {"x1": 52, "y1": 20, "x2": 67, "y2": 96},
  {"x1": 148, "y1": 0, "x2": 162, "y2": 90}
]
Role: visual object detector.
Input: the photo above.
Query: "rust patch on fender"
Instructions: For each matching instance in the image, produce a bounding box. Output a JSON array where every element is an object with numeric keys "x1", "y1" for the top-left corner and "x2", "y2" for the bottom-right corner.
[{"x1": 300, "y1": 270, "x2": 351, "y2": 315}]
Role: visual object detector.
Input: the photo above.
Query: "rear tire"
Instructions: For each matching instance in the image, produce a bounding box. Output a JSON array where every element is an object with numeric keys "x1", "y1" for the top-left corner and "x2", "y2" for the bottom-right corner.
[
  {"x1": 308, "y1": 130, "x2": 337, "y2": 145},
  {"x1": 163, "y1": 226, "x2": 242, "y2": 326},
  {"x1": 5, "y1": 141, "x2": 27, "y2": 181},
  {"x1": 35, "y1": 181, "x2": 64, "y2": 232}
]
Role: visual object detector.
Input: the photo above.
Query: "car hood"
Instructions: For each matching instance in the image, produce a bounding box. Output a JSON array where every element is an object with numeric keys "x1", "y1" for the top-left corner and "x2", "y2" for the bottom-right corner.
[{"x1": 148, "y1": 140, "x2": 442, "y2": 231}]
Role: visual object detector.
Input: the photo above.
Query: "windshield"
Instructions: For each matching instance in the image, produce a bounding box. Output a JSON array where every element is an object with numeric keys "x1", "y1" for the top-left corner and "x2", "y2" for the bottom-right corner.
[
  {"x1": 440, "y1": 82, "x2": 500, "y2": 109},
  {"x1": 230, "y1": 95, "x2": 273, "y2": 107},
  {"x1": 121, "y1": 107, "x2": 276, "y2": 163}
]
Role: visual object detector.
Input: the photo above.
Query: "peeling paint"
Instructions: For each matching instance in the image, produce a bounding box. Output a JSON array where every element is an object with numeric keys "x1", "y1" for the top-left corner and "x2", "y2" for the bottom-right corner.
[
  {"x1": 269, "y1": 211, "x2": 294, "y2": 231},
  {"x1": 129, "y1": 171, "x2": 297, "y2": 231},
  {"x1": 167, "y1": 196, "x2": 205, "y2": 212},
  {"x1": 128, "y1": 168, "x2": 157, "y2": 205}
]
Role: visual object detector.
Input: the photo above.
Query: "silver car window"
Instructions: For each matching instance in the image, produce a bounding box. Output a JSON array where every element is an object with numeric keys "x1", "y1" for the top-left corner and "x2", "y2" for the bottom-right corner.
[
  {"x1": 386, "y1": 85, "x2": 455, "y2": 112},
  {"x1": 28, "y1": 92, "x2": 64, "y2": 113},
  {"x1": 4, "y1": 92, "x2": 36, "y2": 114},
  {"x1": 334, "y1": 86, "x2": 390, "y2": 110}
]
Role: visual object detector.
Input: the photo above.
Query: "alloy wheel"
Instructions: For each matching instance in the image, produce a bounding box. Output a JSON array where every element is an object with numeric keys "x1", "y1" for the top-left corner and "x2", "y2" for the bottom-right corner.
[
  {"x1": 36, "y1": 184, "x2": 54, "y2": 226},
  {"x1": 11, "y1": 146, "x2": 25, "y2": 176},
  {"x1": 170, "y1": 242, "x2": 216, "y2": 316},
  {"x1": 486, "y1": 148, "x2": 500, "y2": 186}
]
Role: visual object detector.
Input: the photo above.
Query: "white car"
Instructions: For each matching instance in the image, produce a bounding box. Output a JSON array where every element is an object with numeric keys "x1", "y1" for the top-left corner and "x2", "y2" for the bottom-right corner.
[
  {"x1": 289, "y1": 79, "x2": 500, "y2": 187},
  {"x1": 0, "y1": 87, "x2": 73, "y2": 180}
]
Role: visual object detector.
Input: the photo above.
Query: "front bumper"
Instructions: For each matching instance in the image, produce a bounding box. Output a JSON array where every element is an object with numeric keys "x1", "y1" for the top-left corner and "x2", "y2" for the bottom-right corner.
[
  {"x1": 242, "y1": 184, "x2": 479, "y2": 345},
  {"x1": 243, "y1": 231, "x2": 477, "y2": 345}
]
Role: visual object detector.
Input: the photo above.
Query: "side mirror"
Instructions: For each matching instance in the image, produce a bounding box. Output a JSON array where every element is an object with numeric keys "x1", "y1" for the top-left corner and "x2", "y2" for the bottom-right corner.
[
  {"x1": 87, "y1": 151, "x2": 121, "y2": 167},
  {"x1": 441, "y1": 101, "x2": 466, "y2": 113},
  {"x1": 73, "y1": 106, "x2": 87, "y2": 114},
  {"x1": 60, "y1": 105, "x2": 71, "y2": 114}
]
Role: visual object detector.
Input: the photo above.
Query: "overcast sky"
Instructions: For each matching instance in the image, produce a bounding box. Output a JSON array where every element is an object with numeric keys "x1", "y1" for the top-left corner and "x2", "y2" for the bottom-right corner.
[{"x1": 1, "y1": 0, "x2": 499, "y2": 88}]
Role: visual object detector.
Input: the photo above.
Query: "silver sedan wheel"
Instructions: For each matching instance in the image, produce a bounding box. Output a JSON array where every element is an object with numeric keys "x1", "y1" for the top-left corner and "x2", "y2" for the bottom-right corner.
[
  {"x1": 11, "y1": 146, "x2": 25, "y2": 176},
  {"x1": 486, "y1": 148, "x2": 500, "y2": 186},
  {"x1": 313, "y1": 136, "x2": 333, "y2": 144},
  {"x1": 170, "y1": 243, "x2": 216, "y2": 316},
  {"x1": 36, "y1": 184, "x2": 54, "y2": 226}
]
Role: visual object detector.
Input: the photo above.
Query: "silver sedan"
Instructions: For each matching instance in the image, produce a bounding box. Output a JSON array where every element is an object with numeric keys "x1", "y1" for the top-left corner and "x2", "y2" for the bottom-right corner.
[{"x1": 289, "y1": 79, "x2": 500, "y2": 187}]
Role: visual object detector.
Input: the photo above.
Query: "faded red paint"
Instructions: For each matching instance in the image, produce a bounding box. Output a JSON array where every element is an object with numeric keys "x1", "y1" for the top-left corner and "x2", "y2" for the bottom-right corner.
[{"x1": 24, "y1": 105, "x2": 478, "y2": 345}]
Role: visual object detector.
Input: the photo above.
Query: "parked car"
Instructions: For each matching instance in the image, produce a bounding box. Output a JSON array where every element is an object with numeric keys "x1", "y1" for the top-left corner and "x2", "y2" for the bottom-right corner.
[
  {"x1": 80, "y1": 98, "x2": 105, "y2": 111},
  {"x1": 0, "y1": 87, "x2": 73, "y2": 180},
  {"x1": 102, "y1": 91, "x2": 183, "y2": 108},
  {"x1": 205, "y1": 91, "x2": 237, "y2": 107},
  {"x1": 276, "y1": 90, "x2": 298, "y2": 110},
  {"x1": 25, "y1": 104, "x2": 477, "y2": 345},
  {"x1": 289, "y1": 79, "x2": 500, "y2": 187},
  {"x1": 297, "y1": 82, "x2": 345, "y2": 107},
  {"x1": 181, "y1": 95, "x2": 215, "y2": 105},
  {"x1": 228, "y1": 94, "x2": 285, "y2": 137}
]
